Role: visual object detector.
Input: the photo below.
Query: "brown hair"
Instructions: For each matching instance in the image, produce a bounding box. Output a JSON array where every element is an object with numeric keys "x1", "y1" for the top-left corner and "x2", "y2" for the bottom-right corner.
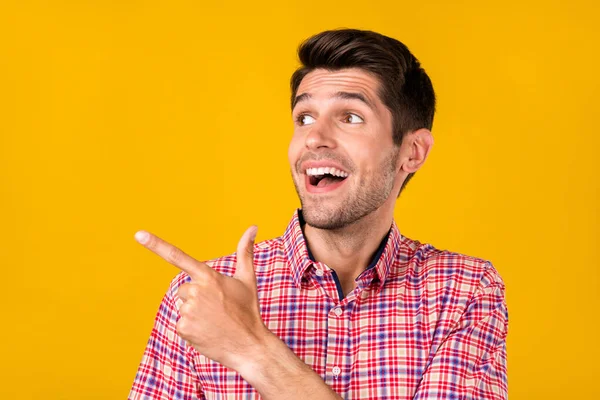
[{"x1": 290, "y1": 29, "x2": 436, "y2": 192}]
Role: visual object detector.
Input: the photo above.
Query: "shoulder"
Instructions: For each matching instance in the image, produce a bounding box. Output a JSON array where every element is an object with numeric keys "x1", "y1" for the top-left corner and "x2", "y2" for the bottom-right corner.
[
  {"x1": 396, "y1": 235, "x2": 504, "y2": 297},
  {"x1": 394, "y1": 236, "x2": 507, "y2": 338}
]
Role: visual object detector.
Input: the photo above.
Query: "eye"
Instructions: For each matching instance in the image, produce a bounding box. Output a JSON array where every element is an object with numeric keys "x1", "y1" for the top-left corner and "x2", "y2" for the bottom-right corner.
[
  {"x1": 296, "y1": 114, "x2": 316, "y2": 126},
  {"x1": 343, "y1": 113, "x2": 364, "y2": 124}
]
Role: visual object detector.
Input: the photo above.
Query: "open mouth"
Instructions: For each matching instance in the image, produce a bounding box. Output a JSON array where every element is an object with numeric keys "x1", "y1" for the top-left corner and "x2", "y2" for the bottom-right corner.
[
  {"x1": 309, "y1": 174, "x2": 347, "y2": 188},
  {"x1": 305, "y1": 167, "x2": 349, "y2": 191}
]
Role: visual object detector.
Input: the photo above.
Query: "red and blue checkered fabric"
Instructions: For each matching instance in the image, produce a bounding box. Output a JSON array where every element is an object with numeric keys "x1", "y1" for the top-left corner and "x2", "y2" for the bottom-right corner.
[{"x1": 130, "y1": 210, "x2": 508, "y2": 399}]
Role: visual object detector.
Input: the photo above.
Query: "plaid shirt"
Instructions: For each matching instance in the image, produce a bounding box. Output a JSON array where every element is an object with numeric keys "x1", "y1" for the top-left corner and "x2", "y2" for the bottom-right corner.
[{"x1": 130, "y1": 210, "x2": 508, "y2": 399}]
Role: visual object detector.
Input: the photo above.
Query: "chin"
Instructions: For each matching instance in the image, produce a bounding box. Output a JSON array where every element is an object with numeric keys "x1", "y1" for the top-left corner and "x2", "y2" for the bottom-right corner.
[
  {"x1": 304, "y1": 215, "x2": 346, "y2": 230},
  {"x1": 301, "y1": 205, "x2": 355, "y2": 230}
]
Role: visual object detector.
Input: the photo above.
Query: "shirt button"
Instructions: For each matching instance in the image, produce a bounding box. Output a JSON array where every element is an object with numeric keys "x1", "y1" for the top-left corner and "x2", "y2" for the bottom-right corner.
[
  {"x1": 332, "y1": 366, "x2": 341, "y2": 376},
  {"x1": 360, "y1": 291, "x2": 369, "y2": 299},
  {"x1": 315, "y1": 269, "x2": 324, "y2": 277},
  {"x1": 333, "y1": 307, "x2": 343, "y2": 316}
]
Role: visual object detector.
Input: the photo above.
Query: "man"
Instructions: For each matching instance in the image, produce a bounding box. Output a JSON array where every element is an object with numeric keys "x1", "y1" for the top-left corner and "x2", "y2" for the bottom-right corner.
[{"x1": 129, "y1": 29, "x2": 508, "y2": 399}]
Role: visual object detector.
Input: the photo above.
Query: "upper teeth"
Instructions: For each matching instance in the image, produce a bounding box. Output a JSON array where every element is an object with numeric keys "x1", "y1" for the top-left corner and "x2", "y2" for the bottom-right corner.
[{"x1": 306, "y1": 167, "x2": 348, "y2": 178}]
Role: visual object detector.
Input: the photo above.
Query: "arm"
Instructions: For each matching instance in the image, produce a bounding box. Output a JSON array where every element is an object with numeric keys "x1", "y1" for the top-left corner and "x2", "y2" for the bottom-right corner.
[
  {"x1": 134, "y1": 227, "x2": 341, "y2": 399},
  {"x1": 129, "y1": 277, "x2": 203, "y2": 400},
  {"x1": 234, "y1": 332, "x2": 342, "y2": 400},
  {"x1": 413, "y1": 265, "x2": 508, "y2": 399}
]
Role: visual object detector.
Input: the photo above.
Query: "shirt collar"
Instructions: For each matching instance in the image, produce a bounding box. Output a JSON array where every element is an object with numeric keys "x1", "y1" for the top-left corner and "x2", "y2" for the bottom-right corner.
[{"x1": 283, "y1": 209, "x2": 402, "y2": 290}]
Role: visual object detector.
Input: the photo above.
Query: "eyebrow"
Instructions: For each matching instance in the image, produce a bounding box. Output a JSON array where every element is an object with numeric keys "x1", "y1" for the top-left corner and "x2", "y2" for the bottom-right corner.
[
  {"x1": 293, "y1": 93, "x2": 311, "y2": 109},
  {"x1": 292, "y1": 91, "x2": 375, "y2": 110}
]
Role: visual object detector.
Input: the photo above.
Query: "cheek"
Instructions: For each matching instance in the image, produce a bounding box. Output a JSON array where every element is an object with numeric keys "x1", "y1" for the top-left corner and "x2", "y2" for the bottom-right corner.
[
  {"x1": 347, "y1": 140, "x2": 377, "y2": 170},
  {"x1": 356, "y1": 148, "x2": 394, "y2": 177}
]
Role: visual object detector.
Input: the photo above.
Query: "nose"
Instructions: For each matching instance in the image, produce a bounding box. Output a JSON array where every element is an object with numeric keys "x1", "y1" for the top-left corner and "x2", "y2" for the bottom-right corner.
[{"x1": 304, "y1": 120, "x2": 336, "y2": 151}]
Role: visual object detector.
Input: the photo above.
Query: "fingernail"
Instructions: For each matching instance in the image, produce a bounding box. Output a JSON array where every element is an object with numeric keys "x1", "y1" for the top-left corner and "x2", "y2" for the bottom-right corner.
[
  {"x1": 175, "y1": 298, "x2": 183, "y2": 310},
  {"x1": 250, "y1": 226, "x2": 258, "y2": 242},
  {"x1": 135, "y1": 230, "x2": 149, "y2": 244}
]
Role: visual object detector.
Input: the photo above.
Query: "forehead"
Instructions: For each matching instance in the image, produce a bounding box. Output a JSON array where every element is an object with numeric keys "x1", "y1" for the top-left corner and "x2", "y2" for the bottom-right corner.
[{"x1": 296, "y1": 68, "x2": 382, "y2": 103}]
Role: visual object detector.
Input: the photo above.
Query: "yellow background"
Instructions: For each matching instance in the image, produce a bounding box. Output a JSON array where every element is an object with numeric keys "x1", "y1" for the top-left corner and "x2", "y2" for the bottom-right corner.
[{"x1": 1, "y1": 0, "x2": 598, "y2": 398}]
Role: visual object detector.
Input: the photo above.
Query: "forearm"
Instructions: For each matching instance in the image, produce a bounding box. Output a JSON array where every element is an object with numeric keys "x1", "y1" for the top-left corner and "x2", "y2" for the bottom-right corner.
[{"x1": 236, "y1": 332, "x2": 342, "y2": 400}]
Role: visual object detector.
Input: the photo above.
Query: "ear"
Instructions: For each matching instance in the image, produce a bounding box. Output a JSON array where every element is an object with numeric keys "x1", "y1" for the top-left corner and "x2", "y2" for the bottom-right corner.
[{"x1": 399, "y1": 128, "x2": 434, "y2": 173}]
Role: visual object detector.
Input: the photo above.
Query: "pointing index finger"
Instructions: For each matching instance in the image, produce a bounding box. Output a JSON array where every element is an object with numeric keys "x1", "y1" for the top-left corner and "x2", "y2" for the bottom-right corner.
[{"x1": 135, "y1": 230, "x2": 207, "y2": 280}]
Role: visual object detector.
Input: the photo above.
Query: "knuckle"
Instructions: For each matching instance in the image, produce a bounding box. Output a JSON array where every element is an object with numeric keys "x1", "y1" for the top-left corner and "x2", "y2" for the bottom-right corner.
[
  {"x1": 166, "y1": 247, "x2": 183, "y2": 265},
  {"x1": 202, "y1": 273, "x2": 217, "y2": 288},
  {"x1": 176, "y1": 318, "x2": 188, "y2": 336},
  {"x1": 177, "y1": 282, "x2": 191, "y2": 298},
  {"x1": 179, "y1": 298, "x2": 201, "y2": 318},
  {"x1": 178, "y1": 283, "x2": 198, "y2": 301},
  {"x1": 174, "y1": 297, "x2": 184, "y2": 311},
  {"x1": 188, "y1": 285, "x2": 201, "y2": 298},
  {"x1": 179, "y1": 302, "x2": 191, "y2": 317}
]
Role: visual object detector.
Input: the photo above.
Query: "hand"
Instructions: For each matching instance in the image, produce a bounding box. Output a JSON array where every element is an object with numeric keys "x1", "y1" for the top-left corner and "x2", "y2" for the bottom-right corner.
[{"x1": 134, "y1": 225, "x2": 271, "y2": 371}]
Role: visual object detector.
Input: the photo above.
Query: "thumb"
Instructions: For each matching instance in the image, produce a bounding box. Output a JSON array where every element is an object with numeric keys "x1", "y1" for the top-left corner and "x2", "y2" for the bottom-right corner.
[{"x1": 234, "y1": 225, "x2": 258, "y2": 285}]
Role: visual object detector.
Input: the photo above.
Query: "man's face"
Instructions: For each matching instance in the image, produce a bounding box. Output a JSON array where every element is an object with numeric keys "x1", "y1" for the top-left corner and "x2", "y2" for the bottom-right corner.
[{"x1": 288, "y1": 68, "x2": 401, "y2": 230}]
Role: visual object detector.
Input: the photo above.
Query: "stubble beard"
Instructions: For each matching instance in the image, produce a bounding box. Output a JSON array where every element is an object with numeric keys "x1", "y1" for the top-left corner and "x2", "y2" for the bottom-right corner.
[{"x1": 292, "y1": 151, "x2": 399, "y2": 230}]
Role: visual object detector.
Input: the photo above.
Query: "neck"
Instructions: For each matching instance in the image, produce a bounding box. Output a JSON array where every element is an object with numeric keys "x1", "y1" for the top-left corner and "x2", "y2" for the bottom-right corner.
[{"x1": 303, "y1": 206, "x2": 394, "y2": 295}]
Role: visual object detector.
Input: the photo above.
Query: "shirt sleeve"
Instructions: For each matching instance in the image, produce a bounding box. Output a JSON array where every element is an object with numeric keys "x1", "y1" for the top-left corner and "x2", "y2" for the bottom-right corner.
[
  {"x1": 129, "y1": 274, "x2": 203, "y2": 400},
  {"x1": 413, "y1": 264, "x2": 508, "y2": 400}
]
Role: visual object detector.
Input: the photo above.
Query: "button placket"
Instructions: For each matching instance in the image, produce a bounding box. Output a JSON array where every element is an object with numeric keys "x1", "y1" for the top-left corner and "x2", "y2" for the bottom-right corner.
[{"x1": 325, "y1": 300, "x2": 351, "y2": 393}]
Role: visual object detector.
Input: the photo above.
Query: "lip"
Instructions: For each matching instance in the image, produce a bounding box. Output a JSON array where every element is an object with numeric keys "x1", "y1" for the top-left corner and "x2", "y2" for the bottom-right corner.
[{"x1": 304, "y1": 173, "x2": 348, "y2": 194}]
